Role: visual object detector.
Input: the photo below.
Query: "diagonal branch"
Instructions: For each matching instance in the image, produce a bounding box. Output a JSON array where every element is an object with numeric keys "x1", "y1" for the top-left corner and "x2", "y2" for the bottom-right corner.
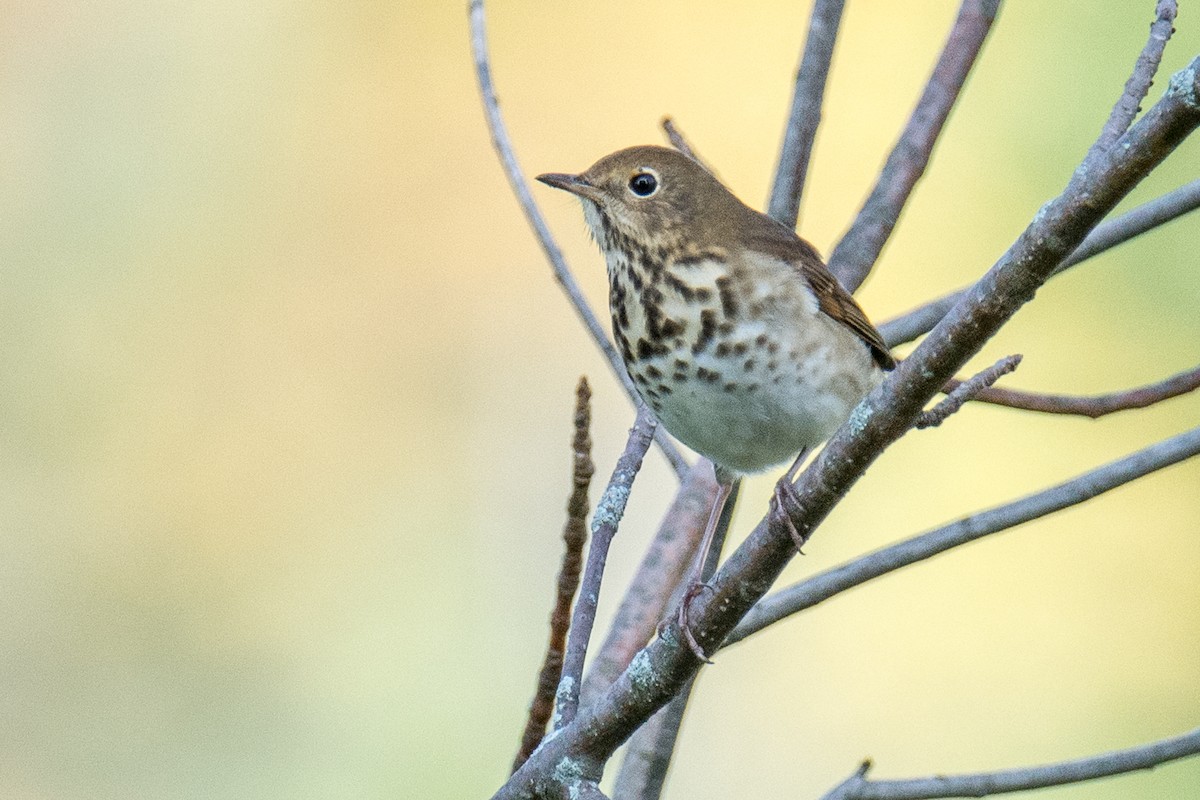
[
  {"x1": 1087, "y1": 0, "x2": 1178, "y2": 158},
  {"x1": 493, "y1": 57, "x2": 1200, "y2": 800},
  {"x1": 578, "y1": 461, "x2": 717, "y2": 710},
  {"x1": 915, "y1": 354, "x2": 1021, "y2": 429},
  {"x1": 879, "y1": 176, "x2": 1200, "y2": 348},
  {"x1": 726, "y1": 425, "x2": 1200, "y2": 645},
  {"x1": 513, "y1": 378, "x2": 595, "y2": 771},
  {"x1": 828, "y1": 0, "x2": 1002, "y2": 292},
  {"x1": 767, "y1": 0, "x2": 847, "y2": 228},
  {"x1": 554, "y1": 406, "x2": 657, "y2": 731},
  {"x1": 821, "y1": 726, "x2": 1200, "y2": 800},
  {"x1": 468, "y1": 0, "x2": 689, "y2": 479},
  {"x1": 961, "y1": 363, "x2": 1200, "y2": 418}
]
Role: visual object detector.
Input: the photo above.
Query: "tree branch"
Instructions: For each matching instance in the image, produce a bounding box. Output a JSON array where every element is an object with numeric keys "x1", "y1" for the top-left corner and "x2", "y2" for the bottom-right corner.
[
  {"x1": 1087, "y1": 0, "x2": 1178, "y2": 158},
  {"x1": 828, "y1": 0, "x2": 1002, "y2": 292},
  {"x1": 608, "y1": 479, "x2": 738, "y2": 800},
  {"x1": 579, "y1": 461, "x2": 717, "y2": 710},
  {"x1": 493, "y1": 56, "x2": 1200, "y2": 800},
  {"x1": 555, "y1": 406, "x2": 657, "y2": 731},
  {"x1": 468, "y1": 0, "x2": 689, "y2": 479},
  {"x1": 767, "y1": 0, "x2": 847, "y2": 228},
  {"x1": 960, "y1": 363, "x2": 1200, "y2": 418},
  {"x1": 821, "y1": 726, "x2": 1200, "y2": 799},
  {"x1": 513, "y1": 378, "x2": 595, "y2": 771},
  {"x1": 727, "y1": 425, "x2": 1200, "y2": 645},
  {"x1": 915, "y1": 354, "x2": 1021, "y2": 429},
  {"x1": 879, "y1": 177, "x2": 1200, "y2": 347}
]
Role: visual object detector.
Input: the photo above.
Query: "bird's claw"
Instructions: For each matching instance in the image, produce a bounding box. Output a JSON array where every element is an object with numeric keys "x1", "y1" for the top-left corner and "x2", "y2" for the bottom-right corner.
[
  {"x1": 676, "y1": 582, "x2": 715, "y2": 663},
  {"x1": 771, "y1": 477, "x2": 810, "y2": 554}
]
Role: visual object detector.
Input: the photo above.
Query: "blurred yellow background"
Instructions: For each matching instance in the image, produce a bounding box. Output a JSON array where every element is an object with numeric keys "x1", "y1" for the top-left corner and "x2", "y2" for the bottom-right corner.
[{"x1": 2, "y1": 2, "x2": 1198, "y2": 798}]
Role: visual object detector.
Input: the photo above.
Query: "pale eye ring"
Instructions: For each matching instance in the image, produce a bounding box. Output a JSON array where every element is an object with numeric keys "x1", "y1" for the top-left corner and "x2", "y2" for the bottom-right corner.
[{"x1": 628, "y1": 169, "x2": 659, "y2": 198}]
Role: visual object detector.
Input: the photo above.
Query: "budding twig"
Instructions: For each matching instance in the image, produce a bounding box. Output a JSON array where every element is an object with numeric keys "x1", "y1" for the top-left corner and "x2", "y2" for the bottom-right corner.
[
  {"x1": 828, "y1": 0, "x2": 1001, "y2": 292},
  {"x1": 916, "y1": 354, "x2": 1022, "y2": 429},
  {"x1": 512, "y1": 378, "x2": 595, "y2": 773},
  {"x1": 1088, "y1": 0, "x2": 1178, "y2": 158}
]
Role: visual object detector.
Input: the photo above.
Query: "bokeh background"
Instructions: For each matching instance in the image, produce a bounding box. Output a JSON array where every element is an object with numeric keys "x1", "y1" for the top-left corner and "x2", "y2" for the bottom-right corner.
[{"x1": 2, "y1": 2, "x2": 1198, "y2": 798}]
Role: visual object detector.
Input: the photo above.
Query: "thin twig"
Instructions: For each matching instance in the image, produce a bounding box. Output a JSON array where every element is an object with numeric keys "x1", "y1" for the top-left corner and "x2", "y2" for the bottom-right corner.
[
  {"x1": 821, "y1": 726, "x2": 1200, "y2": 800},
  {"x1": 726, "y1": 425, "x2": 1200, "y2": 646},
  {"x1": 494, "y1": 58, "x2": 1200, "y2": 800},
  {"x1": 961, "y1": 363, "x2": 1200, "y2": 418},
  {"x1": 767, "y1": 0, "x2": 847, "y2": 228},
  {"x1": 579, "y1": 461, "x2": 718, "y2": 710},
  {"x1": 554, "y1": 406, "x2": 657, "y2": 731},
  {"x1": 468, "y1": 0, "x2": 689, "y2": 479},
  {"x1": 879, "y1": 177, "x2": 1200, "y2": 347},
  {"x1": 660, "y1": 116, "x2": 700, "y2": 163},
  {"x1": 828, "y1": 0, "x2": 1002, "y2": 292},
  {"x1": 915, "y1": 354, "x2": 1021, "y2": 429},
  {"x1": 512, "y1": 378, "x2": 595, "y2": 773},
  {"x1": 1087, "y1": 0, "x2": 1178, "y2": 158}
]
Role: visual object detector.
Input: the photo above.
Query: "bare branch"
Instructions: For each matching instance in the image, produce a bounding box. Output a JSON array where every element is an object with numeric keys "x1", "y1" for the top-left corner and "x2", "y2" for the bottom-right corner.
[
  {"x1": 961, "y1": 363, "x2": 1200, "y2": 418},
  {"x1": 915, "y1": 354, "x2": 1021, "y2": 429},
  {"x1": 611, "y1": 677, "x2": 695, "y2": 800},
  {"x1": 608, "y1": 480, "x2": 739, "y2": 799},
  {"x1": 468, "y1": 0, "x2": 689, "y2": 479},
  {"x1": 494, "y1": 58, "x2": 1200, "y2": 800},
  {"x1": 660, "y1": 116, "x2": 700, "y2": 163},
  {"x1": 1088, "y1": 0, "x2": 1178, "y2": 157},
  {"x1": 821, "y1": 726, "x2": 1200, "y2": 799},
  {"x1": 828, "y1": 0, "x2": 1002, "y2": 292},
  {"x1": 727, "y1": 425, "x2": 1200, "y2": 646},
  {"x1": 555, "y1": 406, "x2": 657, "y2": 731},
  {"x1": 579, "y1": 461, "x2": 717, "y2": 709},
  {"x1": 879, "y1": 177, "x2": 1200, "y2": 347},
  {"x1": 513, "y1": 378, "x2": 595, "y2": 772},
  {"x1": 767, "y1": 0, "x2": 847, "y2": 228}
]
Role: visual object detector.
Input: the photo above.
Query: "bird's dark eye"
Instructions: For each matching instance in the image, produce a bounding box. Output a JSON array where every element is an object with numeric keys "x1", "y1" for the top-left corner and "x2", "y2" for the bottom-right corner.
[{"x1": 628, "y1": 170, "x2": 659, "y2": 197}]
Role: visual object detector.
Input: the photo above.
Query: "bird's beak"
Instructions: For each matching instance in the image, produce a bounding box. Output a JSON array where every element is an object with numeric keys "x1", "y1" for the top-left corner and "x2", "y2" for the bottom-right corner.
[{"x1": 535, "y1": 172, "x2": 603, "y2": 202}]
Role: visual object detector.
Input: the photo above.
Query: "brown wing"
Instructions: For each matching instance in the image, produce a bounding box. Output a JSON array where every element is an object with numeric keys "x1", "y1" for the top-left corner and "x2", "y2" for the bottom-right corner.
[{"x1": 745, "y1": 217, "x2": 896, "y2": 370}]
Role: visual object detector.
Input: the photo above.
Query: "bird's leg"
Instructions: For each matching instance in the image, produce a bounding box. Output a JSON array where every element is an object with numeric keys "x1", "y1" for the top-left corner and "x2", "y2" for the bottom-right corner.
[
  {"x1": 770, "y1": 448, "x2": 810, "y2": 553},
  {"x1": 675, "y1": 469, "x2": 735, "y2": 663}
]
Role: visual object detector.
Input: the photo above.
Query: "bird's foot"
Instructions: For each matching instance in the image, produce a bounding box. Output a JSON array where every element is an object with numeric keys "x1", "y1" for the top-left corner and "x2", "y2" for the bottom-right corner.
[
  {"x1": 770, "y1": 476, "x2": 810, "y2": 554},
  {"x1": 675, "y1": 581, "x2": 715, "y2": 664}
]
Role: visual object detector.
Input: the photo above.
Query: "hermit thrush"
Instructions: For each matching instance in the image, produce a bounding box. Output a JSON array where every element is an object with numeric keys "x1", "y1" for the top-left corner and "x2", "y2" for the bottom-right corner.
[{"x1": 538, "y1": 146, "x2": 894, "y2": 658}]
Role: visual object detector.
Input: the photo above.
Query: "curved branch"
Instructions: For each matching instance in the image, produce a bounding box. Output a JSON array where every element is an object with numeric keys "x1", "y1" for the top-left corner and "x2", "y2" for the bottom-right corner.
[
  {"x1": 821, "y1": 726, "x2": 1200, "y2": 799},
  {"x1": 468, "y1": 0, "x2": 689, "y2": 478},
  {"x1": 767, "y1": 0, "x2": 847, "y2": 228},
  {"x1": 828, "y1": 0, "x2": 1001, "y2": 292},
  {"x1": 879, "y1": 178, "x2": 1200, "y2": 347},
  {"x1": 727, "y1": 425, "x2": 1200, "y2": 645},
  {"x1": 960, "y1": 363, "x2": 1200, "y2": 418}
]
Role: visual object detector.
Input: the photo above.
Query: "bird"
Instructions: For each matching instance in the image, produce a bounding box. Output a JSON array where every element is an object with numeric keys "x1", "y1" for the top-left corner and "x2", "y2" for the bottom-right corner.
[{"x1": 537, "y1": 145, "x2": 894, "y2": 659}]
